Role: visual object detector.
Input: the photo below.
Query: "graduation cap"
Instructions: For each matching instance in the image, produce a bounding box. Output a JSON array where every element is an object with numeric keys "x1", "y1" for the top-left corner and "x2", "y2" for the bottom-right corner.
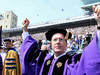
[
  {"x1": 4, "y1": 39, "x2": 14, "y2": 44},
  {"x1": 45, "y1": 29, "x2": 72, "y2": 41}
]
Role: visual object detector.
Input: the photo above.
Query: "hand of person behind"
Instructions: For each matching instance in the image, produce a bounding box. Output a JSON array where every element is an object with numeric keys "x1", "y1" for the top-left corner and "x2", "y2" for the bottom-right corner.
[
  {"x1": 93, "y1": 5, "x2": 100, "y2": 26},
  {"x1": 22, "y1": 18, "x2": 30, "y2": 32}
]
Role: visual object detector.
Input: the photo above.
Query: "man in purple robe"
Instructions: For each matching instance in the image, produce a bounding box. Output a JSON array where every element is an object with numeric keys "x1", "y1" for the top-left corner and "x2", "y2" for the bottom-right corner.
[
  {"x1": 20, "y1": 5, "x2": 100, "y2": 75},
  {"x1": 21, "y1": 18, "x2": 72, "y2": 75},
  {"x1": 67, "y1": 5, "x2": 100, "y2": 75}
]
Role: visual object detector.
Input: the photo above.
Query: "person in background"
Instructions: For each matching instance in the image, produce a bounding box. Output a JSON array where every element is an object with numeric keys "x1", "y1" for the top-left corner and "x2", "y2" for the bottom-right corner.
[
  {"x1": 70, "y1": 41, "x2": 78, "y2": 51},
  {"x1": 85, "y1": 32, "x2": 92, "y2": 44},
  {"x1": 20, "y1": 5, "x2": 100, "y2": 75},
  {"x1": 69, "y1": 5, "x2": 100, "y2": 75},
  {"x1": 2, "y1": 39, "x2": 21, "y2": 75},
  {"x1": 38, "y1": 40, "x2": 42, "y2": 49},
  {"x1": 41, "y1": 41, "x2": 53, "y2": 55},
  {"x1": 0, "y1": 46, "x2": 6, "y2": 65},
  {"x1": 0, "y1": 46, "x2": 4, "y2": 53},
  {"x1": 80, "y1": 35, "x2": 87, "y2": 49}
]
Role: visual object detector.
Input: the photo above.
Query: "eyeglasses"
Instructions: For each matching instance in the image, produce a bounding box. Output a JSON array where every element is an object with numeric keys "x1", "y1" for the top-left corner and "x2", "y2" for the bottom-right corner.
[{"x1": 52, "y1": 38, "x2": 65, "y2": 42}]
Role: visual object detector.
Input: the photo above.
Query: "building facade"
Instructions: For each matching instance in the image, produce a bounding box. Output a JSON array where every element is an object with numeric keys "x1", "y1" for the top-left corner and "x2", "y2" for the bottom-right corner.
[{"x1": 0, "y1": 11, "x2": 17, "y2": 30}]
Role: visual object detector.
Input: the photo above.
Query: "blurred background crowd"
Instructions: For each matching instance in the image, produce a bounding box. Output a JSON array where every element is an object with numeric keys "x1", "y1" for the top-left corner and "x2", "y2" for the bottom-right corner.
[{"x1": 0, "y1": 25, "x2": 96, "y2": 58}]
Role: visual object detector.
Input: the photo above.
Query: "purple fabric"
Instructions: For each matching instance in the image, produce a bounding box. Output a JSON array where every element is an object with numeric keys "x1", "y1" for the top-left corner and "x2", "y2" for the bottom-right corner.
[
  {"x1": 21, "y1": 36, "x2": 52, "y2": 75},
  {"x1": 67, "y1": 33, "x2": 100, "y2": 75},
  {"x1": 0, "y1": 55, "x2": 2, "y2": 75},
  {"x1": 39, "y1": 56, "x2": 68, "y2": 75},
  {"x1": 39, "y1": 54, "x2": 51, "y2": 75},
  {"x1": 75, "y1": 32, "x2": 100, "y2": 75},
  {"x1": 21, "y1": 36, "x2": 70, "y2": 75},
  {"x1": 21, "y1": 32, "x2": 100, "y2": 75},
  {"x1": 20, "y1": 36, "x2": 38, "y2": 75},
  {"x1": 71, "y1": 61, "x2": 80, "y2": 75},
  {"x1": 67, "y1": 54, "x2": 79, "y2": 75}
]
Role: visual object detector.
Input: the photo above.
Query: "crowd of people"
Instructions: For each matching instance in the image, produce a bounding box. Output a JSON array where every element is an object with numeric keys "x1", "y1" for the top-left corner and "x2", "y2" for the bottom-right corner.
[
  {"x1": 1, "y1": 25, "x2": 96, "y2": 55},
  {"x1": 0, "y1": 24, "x2": 97, "y2": 75},
  {"x1": 0, "y1": 5, "x2": 100, "y2": 75}
]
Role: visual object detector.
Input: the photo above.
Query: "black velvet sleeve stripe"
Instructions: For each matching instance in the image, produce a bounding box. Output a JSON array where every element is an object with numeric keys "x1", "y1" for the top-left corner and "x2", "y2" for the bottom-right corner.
[
  {"x1": 27, "y1": 49, "x2": 41, "y2": 63},
  {"x1": 74, "y1": 53, "x2": 82, "y2": 64},
  {"x1": 67, "y1": 51, "x2": 76, "y2": 65},
  {"x1": 6, "y1": 58, "x2": 16, "y2": 61},
  {"x1": 52, "y1": 53, "x2": 70, "y2": 75},
  {"x1": 42, "y1": 56, "x2": 54, "y2": 75},
  {"x1": 6, "y1": 67, "x2": 16, "y2": 69},
  {"x1": 26, "y1": 43, "x2": 40, "y2": 62},
  {"x1": 37, "y1": 50, "x2": 48, "y2": 66},
  {"x1": 32, "y1": 49, "x2": 41, "y2": 62},
  {"x1": 6, "y1": 62, "x2": 16, "y2": 65}
]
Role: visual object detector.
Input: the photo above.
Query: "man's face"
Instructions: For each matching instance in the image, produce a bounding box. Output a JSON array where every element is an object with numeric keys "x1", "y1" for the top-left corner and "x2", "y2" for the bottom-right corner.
[
  {"x1": 51, "y1": 33, "x2": 67, "y2": 54},
  {"x1": 0, "y1": 49, "x2": 3, "y2": 52},
  {"x1": 4, "y1": 41, "x2": 13, "y2": 49}
]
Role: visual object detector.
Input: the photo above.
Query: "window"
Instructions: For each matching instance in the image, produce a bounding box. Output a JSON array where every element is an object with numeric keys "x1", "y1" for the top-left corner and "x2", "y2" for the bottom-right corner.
[
  {"x1": 7, "y1": 15, "x2": 9, "y2": 18},
  {"x1": 13, "y1": 17, "x2": 14, "y2": 20},
  {"x1": 15, "y1": 18, "x2": 17, "y2": 22}
]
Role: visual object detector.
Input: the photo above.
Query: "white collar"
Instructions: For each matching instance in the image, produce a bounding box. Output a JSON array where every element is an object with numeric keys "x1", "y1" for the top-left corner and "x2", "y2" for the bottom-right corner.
[{"x1": 54, "y1": 52, "x2": 66, "y2": 59}]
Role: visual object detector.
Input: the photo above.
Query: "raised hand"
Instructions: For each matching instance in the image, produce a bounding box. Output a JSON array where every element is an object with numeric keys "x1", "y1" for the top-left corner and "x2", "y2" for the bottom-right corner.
[
  {"x1": 22, "y1": 18, "x2": 30, "y2": 32},
  {"x1": 93, "y1": 5, "x2": 100, "y2": 26}
]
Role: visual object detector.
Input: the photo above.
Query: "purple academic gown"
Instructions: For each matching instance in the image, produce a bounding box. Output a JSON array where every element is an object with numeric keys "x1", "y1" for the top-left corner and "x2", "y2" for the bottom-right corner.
[
  {"x1": 73, "y1": 32, "x2": 100, "y2": 75},
  {"x1": 67, "y1": 54, "x2": 80, "y2": 75},
  {"x1": 20, "y1": 36, "x2": 39, "y2": 75},
  {"x1": 0, "y1": 55, "x2": 3, "y2": 75},
  {"x1": 20, "y1": 36, "x2": 69, "y2": 75}
]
